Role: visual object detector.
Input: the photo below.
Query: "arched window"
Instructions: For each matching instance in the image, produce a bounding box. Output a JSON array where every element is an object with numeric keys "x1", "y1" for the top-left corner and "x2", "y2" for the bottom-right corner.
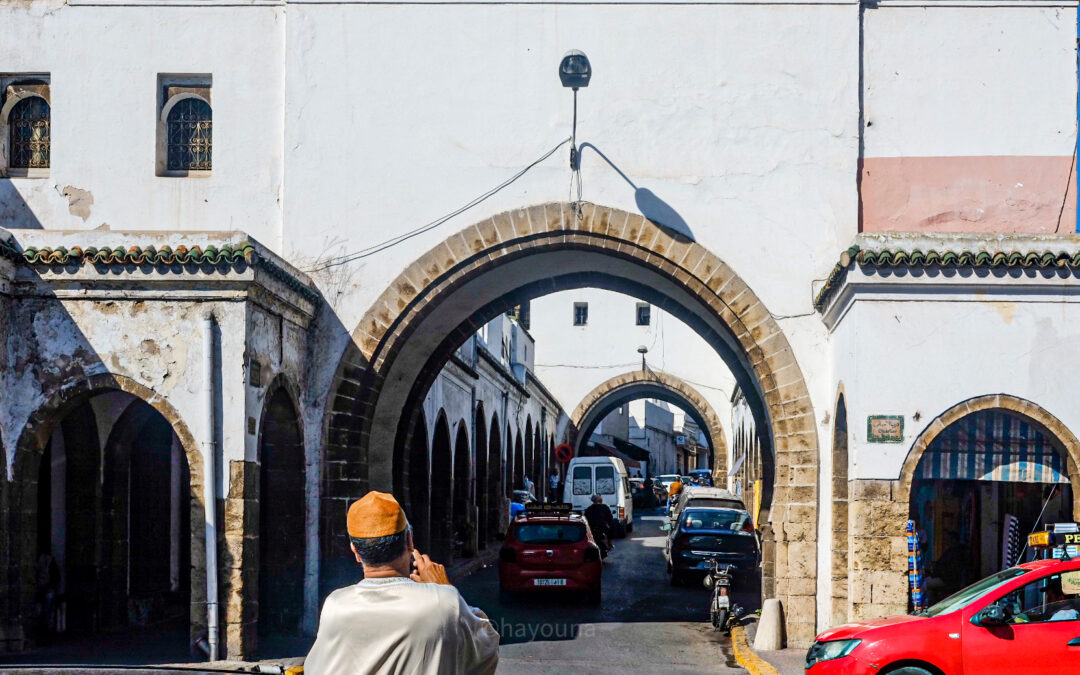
[
  {"x1": 166, "y1": 97, "x2": 212, "y2": 172},
  {"x1": 9, "y1": 96, "x2": 50, "y2": 170}
]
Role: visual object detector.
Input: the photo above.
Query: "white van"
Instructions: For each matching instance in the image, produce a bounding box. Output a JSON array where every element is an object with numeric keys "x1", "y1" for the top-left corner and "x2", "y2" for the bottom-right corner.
[{"x1": 562, "y1": 456, "x2": 634, "y2": 536}]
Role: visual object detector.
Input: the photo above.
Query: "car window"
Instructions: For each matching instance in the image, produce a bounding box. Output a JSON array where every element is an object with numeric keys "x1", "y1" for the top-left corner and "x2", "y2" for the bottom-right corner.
[
  {"x1": 682, "y1": 509, "x2": 750, "y2": 532},
  {"x1": 572, "y1": 466, "x2": 592, "y2": 496},
  {"x1": 922, "y1": 568, "x2": 1030, "y2": 617},
  {"x1": 516, "y1": 523, "x2": 586, "y2": 544},
  {"x1": 595, "y1": 465, "x2": 616, "y2": 494},
  {"x1": 1000, "y1": 572, "x2": 1080, "y2": 624}
]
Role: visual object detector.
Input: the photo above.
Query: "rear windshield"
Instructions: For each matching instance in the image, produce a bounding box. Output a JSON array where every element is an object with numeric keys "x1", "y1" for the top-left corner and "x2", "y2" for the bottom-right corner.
[
  {"x1": 572, "y1": 466, "x2": 592, "y2": 496},
  {"x1": 685, "y1": 534, "x2": 757, "y2": 554},
  {"x1": 687, "y1": 497, "x2": 744, "y2": 511},
  {"x1": 682, "y1": 509, "x2": 751, "y2": 532},
  {"x1": 595, "y1": 465, "x2": 616, "y2": 494},
  {"x1": 516, "y1": 523, "x2": 586, "y2": 544}
]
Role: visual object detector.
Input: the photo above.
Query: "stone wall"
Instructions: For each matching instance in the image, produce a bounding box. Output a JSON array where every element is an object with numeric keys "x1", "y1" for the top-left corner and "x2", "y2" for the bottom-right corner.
[{"x1": 847, "y1": 479, "x2": 909, "y2": 620}]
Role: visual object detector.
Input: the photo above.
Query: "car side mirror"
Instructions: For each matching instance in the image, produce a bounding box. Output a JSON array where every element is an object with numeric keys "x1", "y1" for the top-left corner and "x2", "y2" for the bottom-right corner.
[
  {"x1": 660, "y1": 523, "x2": 672, "y2": 532},
  {"x1": 975, "y1": 604, "x2": 1009, "y2": 627}
]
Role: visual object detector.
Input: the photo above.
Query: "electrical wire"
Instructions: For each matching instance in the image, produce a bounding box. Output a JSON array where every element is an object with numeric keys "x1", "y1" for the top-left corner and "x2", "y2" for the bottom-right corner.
[{"x1": 305, "y1": 137, "x2": 571, "y2": 272}]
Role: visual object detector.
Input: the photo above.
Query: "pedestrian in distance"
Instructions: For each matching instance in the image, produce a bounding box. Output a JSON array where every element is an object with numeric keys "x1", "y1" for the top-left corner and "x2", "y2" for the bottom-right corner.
[
  {"x1": 583, "y1": 494, "x2": 615, "y2": 559},
  {"x1": 305, "y1": 491, "x2": 499, "y2": 675},
  {"x1": 549, "y1": 470, "x2": 560, "y2": 500}
]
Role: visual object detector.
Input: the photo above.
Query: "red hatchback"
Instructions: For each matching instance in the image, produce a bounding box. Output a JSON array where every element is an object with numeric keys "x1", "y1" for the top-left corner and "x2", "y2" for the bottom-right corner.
[
  {"x1": 806, "y1": 557, "x2": 1080, "y2": 674},
  {"x1": 498, "y1": 506, "x2": 603, "y2": 604}
]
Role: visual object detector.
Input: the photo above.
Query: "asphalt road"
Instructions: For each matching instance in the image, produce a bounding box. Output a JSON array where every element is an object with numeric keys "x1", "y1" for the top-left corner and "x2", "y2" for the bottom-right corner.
[{"x1": 456, "y1": 508, "x2": 756, "y2": 675}]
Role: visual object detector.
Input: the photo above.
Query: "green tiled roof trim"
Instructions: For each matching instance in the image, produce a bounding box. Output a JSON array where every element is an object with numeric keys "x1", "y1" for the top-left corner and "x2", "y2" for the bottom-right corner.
[
  {"x1": 4, "y1": 241, "x2": 321, "y2": 305},
  {"x1": 813, "y1": 245, "x2": 1080, "y2": 311},
  {"x1": 19, "y1": 243, "x2": 256, "y2": 266}
]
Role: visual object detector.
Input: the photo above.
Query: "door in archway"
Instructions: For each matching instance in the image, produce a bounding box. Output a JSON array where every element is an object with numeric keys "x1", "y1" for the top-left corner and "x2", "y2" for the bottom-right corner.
[
  {"x1": 910, "y1": 409, "x2": 1074, "y2": 606},
  {"x1": 258, "y1": 389, "x2": 305, "y2": 638}
]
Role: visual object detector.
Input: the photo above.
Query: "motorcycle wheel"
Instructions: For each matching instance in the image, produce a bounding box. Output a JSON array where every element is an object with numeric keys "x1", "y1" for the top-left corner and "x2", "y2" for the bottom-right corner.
[{"x1": 712, "y1": 607, "x2": 729, "y2": 631}]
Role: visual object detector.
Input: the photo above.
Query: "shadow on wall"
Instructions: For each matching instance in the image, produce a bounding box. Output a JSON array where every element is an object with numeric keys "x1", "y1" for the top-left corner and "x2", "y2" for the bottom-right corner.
[
  {"x1": 0, "y1": 180, "x2": 44, "y2": 228},
  {"x1": 578, "y1": 143, "x2": 695, "y2": 244}
]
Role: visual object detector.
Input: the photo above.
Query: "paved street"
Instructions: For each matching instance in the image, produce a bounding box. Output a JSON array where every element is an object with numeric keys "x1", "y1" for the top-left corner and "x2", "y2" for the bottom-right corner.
[{"x1": 457, "y1": 508, "x2": 755, "y2": 674}]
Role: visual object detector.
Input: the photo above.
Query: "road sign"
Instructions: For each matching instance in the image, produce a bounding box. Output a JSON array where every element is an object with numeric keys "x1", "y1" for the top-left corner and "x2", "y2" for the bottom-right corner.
[{"x1": 554, "y1": 443, "x2": 574, "y2": 463}]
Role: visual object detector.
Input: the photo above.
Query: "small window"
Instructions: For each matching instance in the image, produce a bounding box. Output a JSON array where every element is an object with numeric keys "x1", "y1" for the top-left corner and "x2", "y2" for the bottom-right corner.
[
  {"x1": 636, "y1": 303, "x2": 651, "y2": 326},
  {"x1": 157, "y1": 75, "x2": 212, "y2": 176},
  {"x1": 572, "y1": 465, "x2": 592, "y2": 495},
  {"x1": 1, "y1": 76, "x2": 51, "y2": 178},
  {"x1": 573, "y1": 302, "x2": 588, "y2": 326}
]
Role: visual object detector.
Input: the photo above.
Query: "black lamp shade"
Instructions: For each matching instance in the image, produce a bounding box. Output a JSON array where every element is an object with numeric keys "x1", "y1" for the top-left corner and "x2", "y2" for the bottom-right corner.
[{"x1": 559, "y1": 50, "x2": 592, "y2": 89}]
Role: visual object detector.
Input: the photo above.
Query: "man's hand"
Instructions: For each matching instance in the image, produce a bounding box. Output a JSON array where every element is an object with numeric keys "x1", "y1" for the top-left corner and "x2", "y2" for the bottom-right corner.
[{"x1": 411, "y1": 550, "x2": 452, "y2": 585}]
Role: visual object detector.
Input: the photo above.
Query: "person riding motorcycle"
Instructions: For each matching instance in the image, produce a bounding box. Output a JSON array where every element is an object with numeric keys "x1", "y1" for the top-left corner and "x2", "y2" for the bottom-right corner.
[
  {"x1": 667, "y1": 479, "x2": 684, "y2": 512},
  {"x1": 583, "y1": 494, "x2": 615, "y2": 558}
]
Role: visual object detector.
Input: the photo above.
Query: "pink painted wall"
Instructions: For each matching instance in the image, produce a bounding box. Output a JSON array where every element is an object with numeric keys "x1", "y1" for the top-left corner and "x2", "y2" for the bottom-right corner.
[{"x1": 861, "y1": 156, "x2": 1077, "y2": 234}]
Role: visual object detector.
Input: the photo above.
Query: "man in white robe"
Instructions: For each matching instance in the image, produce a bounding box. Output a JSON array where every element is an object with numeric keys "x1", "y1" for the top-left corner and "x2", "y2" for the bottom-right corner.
[{"x1": 304, "y1": 491, "x2": 499, "y2": 675}]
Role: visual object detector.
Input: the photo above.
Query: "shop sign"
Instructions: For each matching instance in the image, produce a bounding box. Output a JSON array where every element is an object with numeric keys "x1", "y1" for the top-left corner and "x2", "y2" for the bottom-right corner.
[{"x1": 867, "y1": 415, "x2": 904, "y2": 443}]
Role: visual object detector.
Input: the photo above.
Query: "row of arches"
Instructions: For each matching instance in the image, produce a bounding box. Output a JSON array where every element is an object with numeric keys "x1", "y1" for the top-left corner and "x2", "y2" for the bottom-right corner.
[{"x1": 407, "y1": 404, "x2": 557, "y2": 565}]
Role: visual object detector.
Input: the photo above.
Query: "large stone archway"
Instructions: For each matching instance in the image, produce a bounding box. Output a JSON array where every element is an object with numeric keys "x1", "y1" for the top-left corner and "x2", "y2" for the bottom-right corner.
[
  {"x1": 5, "y1": 373, "x2": 207, "y2": 651},
  {"x1": 326, "y1": 202, "x2": 821, "y2": 644},
  {"x1": 846, "y1": 394, "x2": 1080, "y2": 624},
  {"x1": 570, "y1": 370, "x2": 729, "y2": 477}
]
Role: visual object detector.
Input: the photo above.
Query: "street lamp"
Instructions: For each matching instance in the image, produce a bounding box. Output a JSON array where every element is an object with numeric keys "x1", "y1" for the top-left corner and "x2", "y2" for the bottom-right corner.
[
  {"x1": 559, "y1": 50, "x2": 591, "y2": 171},
  {"x1": 637, "y1": 345, "x2": 648, "y2": 372}
]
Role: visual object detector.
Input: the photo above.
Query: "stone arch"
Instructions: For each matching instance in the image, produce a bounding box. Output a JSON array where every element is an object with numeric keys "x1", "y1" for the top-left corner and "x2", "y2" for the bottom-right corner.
[
  {"x1": 829, "y1": 386, "x2": 848, "y2": 627},
  {"x1": 429, "y1": 413, "x2": 453, "y2": 563},
  {"x1": 487, "y1": 412, "x2": 503, "y2": 539},
  {"x1": 7, "y1": 373, "x2": 206, "y2": 649},
  {"x1": 474, "y1": 404, "x2": 489, "y2": 547},
  {"x1": 513, "y1": 432, "x2": 525, "y2": 493},
  {"x1": 405, "y1": 410, "x2": 430, "y2": 553},
  {"x1": 328, "y1": 202, "x2": 820, "y2": 643},
  {"x1": 257, "y1": 378, "x2": 306, "y2": 639},
  {"x1": 452, "y1": 419, "x2": 472, "y2": 558},
  {"x1": 570, "y1": 370, "x2": 729, "y2": 476},
  {"x1": 898, "y1": 394, "x2": 1080, "y2": 508},
  {"x1": 524, "y1": 416, "x2": 534, "y2": 492}
]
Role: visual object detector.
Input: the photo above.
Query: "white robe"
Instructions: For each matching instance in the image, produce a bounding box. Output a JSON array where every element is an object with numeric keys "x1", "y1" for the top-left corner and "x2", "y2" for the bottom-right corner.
[{"x1": 304, "y1": 577, "x2": 500, "y2": 675}]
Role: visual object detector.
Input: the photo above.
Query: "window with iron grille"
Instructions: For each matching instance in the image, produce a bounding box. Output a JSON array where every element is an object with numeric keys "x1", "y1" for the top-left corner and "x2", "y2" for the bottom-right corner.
[
  {"x1": 166, "y1": 97, "x2": 212, "y2": 172},
  {"x1": 8, "y1": 96, "x2": 50, "y2": 170},
  {"x1": 573, "y1": 302, "x2": 588, "y2": 326},
  {"x1": 636, "y1": 302, "x2": 651, "y2": 326}
]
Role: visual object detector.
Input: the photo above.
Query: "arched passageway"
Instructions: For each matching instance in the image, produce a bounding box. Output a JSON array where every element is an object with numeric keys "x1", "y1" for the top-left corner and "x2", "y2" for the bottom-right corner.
[
  {"x1": 524, "y1": 418, "x2": 534, "y2": 494},
  {"x1": 429, "y1": 414, "x2": 453, "y2": 563},
  {"x1": 406, "y1": 412, "x2": 431, "y2": 552},
  {"x1": 571, "y1": 370, "x2": 728, "y2": 479},
  {"x1": 475, "y1": 407, "x2": 489, "y2": 548},
  {"x1": 452, "y1": 421, "x2": 472, "y2": 558},
  {"x1": 830, "y1": 393, "x2": 848, "y2": 627},
  {"x1": 514, "y1": 433, "x2": 525, "y2": 492},
  {"x1": 9, "y1": 376, "x2": 202, "y2": 656},
  {"x1": 326, "y1": 203, "x2": 821, "y2": 643},
  {"x1": 258, "y1": 386, "x2": 305, "y2": 640},
  {"x1": 488, "y1": 414, "x2": 503, "y2": 539},
  {"x1": 905, "y1": 400, "x2": 1078, "y2": 606}
]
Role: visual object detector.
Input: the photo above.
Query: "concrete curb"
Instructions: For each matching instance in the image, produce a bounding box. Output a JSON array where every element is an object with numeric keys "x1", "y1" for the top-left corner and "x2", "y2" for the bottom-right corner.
[{"x1": 731, "y1": 626, "x2": 780, "y2": 675}]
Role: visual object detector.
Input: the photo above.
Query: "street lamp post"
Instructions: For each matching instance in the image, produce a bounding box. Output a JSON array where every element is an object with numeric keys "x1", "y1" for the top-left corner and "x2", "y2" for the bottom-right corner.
[
  {"x1": 559, "y1": 50, "x2": 591, "y2": 171},
  {"x1": 637, "y1": 345, "x2": 648, "y2": 373}
]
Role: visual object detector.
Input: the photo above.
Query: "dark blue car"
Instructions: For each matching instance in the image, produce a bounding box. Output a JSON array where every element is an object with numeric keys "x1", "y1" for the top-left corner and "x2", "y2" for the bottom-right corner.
[{"x1": 663, "y1": 507, "x2": 758, "y2": 586}]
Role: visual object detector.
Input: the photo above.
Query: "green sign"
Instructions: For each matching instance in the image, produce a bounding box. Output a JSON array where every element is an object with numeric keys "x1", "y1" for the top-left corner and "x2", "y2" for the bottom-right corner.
[{"x1": 867, "y1": 415, "x2": 904, "y2": 443}]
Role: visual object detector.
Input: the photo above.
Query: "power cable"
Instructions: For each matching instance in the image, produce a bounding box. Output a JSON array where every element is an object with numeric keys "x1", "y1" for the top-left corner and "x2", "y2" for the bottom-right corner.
[{"x1": 305, "y1": 137, "x2": 571, "y2": 272}]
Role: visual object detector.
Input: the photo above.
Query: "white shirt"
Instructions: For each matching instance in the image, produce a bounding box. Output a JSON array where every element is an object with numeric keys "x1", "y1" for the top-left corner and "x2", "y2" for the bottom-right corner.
[{"x1": 304, "y1": 577, "x2": 499, "y2": 675}]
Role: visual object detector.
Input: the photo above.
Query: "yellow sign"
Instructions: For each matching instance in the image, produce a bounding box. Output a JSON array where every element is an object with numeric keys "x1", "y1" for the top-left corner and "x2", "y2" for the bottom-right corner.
[
  {"x1": 1064, "y1": 533, "x2": 1080, "y2": 546},
  {"x1": 1062, "y1": 571, "x2": 1080, "y2": 596},
  {"x1": 752, "y1": 479, "x2": 762, "y2": 531},
  {"x1": 1029, "y1": 532, "x2": 1051, "y2": 547}
]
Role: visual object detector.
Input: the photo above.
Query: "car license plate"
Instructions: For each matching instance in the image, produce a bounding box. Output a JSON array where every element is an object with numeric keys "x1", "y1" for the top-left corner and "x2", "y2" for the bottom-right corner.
[{"x1": 533, "y1": 578, "x2": 567, "y2": 586}]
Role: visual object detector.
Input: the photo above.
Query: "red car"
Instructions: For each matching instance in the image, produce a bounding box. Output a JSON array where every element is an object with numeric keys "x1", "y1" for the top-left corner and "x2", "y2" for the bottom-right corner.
[
  {"x1": 806, "y1": 554, "x2": 1080, "y2": 674},
  {"x1": 498, "y1": 504, "x2": 603, "y2": 604}
]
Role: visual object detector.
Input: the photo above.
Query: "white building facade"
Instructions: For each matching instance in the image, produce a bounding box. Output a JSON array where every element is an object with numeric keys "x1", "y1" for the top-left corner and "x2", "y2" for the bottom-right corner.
[{"x1": 1, "y1": 0, "x2": 1078, "y2": 656}]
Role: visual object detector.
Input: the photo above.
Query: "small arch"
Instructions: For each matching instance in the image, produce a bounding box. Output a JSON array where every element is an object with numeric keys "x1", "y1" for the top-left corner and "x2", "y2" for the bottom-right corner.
[
  {"x1": 406, "y1": 410, "x2": 431, "y2": 552},
  {"x1": 830, "y1": 387, "x2": 849, "y2": 627},
  {"x1": 429, "y1": 413, "x2": 453, "y2": 563},
  {"x1": 452, "y1": 421, "x2": 472, "y2": 558},
  {"x1": 524, "y1": 416, "x2": 534, "y2": 492},
  {"x1": 9, "y1": 374, "x2": 204, "y2": 651},
  {"x1": 487, "y1": 412, "x2": 503, "y2": 540},
  {"x1": 257, "y1": 381, "x2": 306, "y2": 641},
  {"x1": 474, "y1": 405, "x2": 489, "y2": 547}
]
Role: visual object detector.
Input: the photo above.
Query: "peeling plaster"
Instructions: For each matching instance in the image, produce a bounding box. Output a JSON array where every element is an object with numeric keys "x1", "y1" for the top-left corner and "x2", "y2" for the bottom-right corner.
[{"x1": 58, "y1": 185, "x2": 94, "y2": 221}]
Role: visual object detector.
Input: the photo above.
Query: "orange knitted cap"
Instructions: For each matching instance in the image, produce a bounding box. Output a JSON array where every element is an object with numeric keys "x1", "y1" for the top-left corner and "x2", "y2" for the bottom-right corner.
[{"x1": 347, "y1": 491, "x2": 408, "y2": 538}]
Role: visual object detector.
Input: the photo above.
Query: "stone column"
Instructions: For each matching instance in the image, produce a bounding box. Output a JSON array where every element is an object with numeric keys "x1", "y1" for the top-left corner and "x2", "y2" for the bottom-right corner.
[
  {"x1": 848, "y1": 479, "x2": 908, "y2": 620},
  {"x1": 223, "y1": 460, "x2": 259, "y2": 660}
]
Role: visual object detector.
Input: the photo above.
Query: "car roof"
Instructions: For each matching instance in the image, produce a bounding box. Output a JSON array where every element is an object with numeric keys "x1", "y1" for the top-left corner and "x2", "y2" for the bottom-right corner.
[
  {"x1": 682, "y1": 506, "x2": 748, "y2": 515},
  {"x1": 514, "y1": 513, "x2": 585, "y2": 523},
  {"x1": 683, "y1": 486, "x2": 740, "y2": 500},
  {"x1": 1014, "y1": 558, "x2": 1080, "y2": 572}
]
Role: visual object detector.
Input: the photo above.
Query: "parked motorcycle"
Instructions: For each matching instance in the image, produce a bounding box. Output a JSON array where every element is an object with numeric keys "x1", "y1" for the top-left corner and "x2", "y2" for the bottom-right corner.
[{"x1": 703, "y1": 556, "x2": 744, "y2": 633}]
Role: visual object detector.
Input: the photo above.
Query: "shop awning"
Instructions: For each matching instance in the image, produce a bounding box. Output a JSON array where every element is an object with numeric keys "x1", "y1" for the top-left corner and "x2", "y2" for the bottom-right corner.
[
  {"x1": 612, "y1": 438, "x2": 651, "y2": 462},
  {"x1": 915, "y1": 411, "x2": 1069, "y2": 484}
]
